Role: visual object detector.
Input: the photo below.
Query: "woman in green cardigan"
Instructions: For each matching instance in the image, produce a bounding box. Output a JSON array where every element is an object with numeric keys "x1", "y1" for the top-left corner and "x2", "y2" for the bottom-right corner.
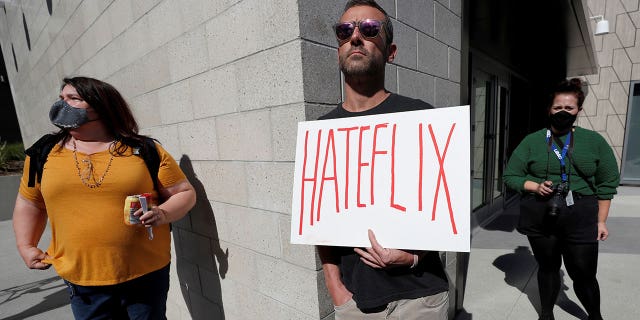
[{"x1": 503, "y1": 78, "x2": 620, "y2": 320}]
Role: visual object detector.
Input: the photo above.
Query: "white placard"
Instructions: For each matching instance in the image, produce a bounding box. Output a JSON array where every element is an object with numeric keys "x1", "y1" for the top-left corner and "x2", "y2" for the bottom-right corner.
[{"x1": 290, "y1": 106, "x2": 471, "y2": 252}]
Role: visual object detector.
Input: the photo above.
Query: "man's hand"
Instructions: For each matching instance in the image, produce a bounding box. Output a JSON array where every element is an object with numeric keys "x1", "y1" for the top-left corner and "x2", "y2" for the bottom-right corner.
[
  {"x1": 330, "y1": 284, "x2": 353, "y2": 306},
  {"x1": 354, "y1": 229, "x2": 414, "y2": 269},
  {"x1": 18, "y1": 245, "x2": 52, "y2": 270},
  {"x1": 318, "y1": 245, "x2": 354, "y2": 306}
]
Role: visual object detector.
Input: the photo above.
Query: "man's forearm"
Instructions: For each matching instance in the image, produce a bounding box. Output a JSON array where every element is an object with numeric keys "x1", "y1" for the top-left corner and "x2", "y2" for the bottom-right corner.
[
  {"x1": 317, "y1": 245, "x2": 352, "y2": 305},
  {"x1": 318, "y1": 245, "x2": 343, "y2": 288}
]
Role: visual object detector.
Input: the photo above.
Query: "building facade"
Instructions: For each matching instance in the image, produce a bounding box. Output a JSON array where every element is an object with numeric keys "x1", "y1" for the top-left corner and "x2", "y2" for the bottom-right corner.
[{"x1": 0, "y1": 0, "x2": 635, "y2": 319}]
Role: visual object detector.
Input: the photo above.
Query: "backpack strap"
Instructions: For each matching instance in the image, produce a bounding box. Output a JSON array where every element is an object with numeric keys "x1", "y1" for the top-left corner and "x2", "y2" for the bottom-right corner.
[
  {"x1": 139, "y1": 137, "x2": 161, "y2": 193},
  {"x1": 137, "y1": 137, "x2": 168, "y2": 231},
  {"x1": 25, "y1": 135, "x2": 162, "y2": 193},
  {"x1": 25, "y1": 134, "x2": 59, "y2": 187}
]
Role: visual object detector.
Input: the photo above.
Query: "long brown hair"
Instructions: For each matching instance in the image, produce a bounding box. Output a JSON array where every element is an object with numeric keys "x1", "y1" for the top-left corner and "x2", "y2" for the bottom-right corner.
[{"x1": 53, "y1": 76, "x2": 150, "y2": 154}]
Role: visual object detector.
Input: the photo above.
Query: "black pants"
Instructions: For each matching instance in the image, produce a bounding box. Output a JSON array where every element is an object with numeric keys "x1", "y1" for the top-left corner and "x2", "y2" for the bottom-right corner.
[
  {"x1": 520, "y1": 194, "x2": 603, "y2": 319},
  {"x1": 528, "y1": 236, "x2": 602, "y2": 320}
]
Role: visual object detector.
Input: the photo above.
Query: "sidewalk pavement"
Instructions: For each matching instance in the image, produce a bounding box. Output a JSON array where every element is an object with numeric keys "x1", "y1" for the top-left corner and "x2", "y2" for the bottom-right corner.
[
  {"x1": 457, "y1": 186, "x2": 640, "y2": 320},
  {"x1": 0, "y1": 221, "x2": 71, "y2": 320},
  {"x1": 2, "y1": 187, "x2": 638, "y2": 320}
]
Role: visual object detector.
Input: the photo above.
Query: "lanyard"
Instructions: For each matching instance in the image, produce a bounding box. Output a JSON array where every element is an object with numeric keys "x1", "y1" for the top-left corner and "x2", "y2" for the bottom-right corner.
[{"x1": 546, "y1": 130, "x2": 571, "y2": 182}]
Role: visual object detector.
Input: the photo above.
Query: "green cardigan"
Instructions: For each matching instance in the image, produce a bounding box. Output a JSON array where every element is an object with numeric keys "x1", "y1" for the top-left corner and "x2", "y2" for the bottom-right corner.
[{"x1": 503, "y1": 127, "x2": 620, "y2": 200}]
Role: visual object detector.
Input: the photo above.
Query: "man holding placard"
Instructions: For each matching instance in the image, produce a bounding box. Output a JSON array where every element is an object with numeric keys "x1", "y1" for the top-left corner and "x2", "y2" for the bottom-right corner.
[{"x1": 316, "y1": 1, "x2": 449, "y2": 319}]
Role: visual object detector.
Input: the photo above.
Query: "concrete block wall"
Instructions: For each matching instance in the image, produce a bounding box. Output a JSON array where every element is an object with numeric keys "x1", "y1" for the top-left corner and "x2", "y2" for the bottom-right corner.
[
  {"x1": 579, "y1": 0, "x2": 640, "y2": 165},
  {"x1": 0, "y1": 0, "x2": 462, "y2": 319},
  {"x1": 0, "y1": 0, "x2": 321, "y2": 319}
]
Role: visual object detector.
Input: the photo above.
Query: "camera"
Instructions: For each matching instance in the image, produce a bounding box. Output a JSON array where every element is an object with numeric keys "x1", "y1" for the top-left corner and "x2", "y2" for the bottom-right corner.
[{"x1": 546, "y1": 182, "x2": 568, "y2": 217}]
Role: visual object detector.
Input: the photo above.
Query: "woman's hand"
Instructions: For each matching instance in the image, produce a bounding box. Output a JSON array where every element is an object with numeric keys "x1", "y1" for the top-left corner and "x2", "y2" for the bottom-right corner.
[
  {"x1": 17, "y1": 245, "x2": 52, "y2": 270},
  {"x1": 138, "y1": 206, "x2": 168, "y2": 227},
  {"x1": 13, "y1": 195, "x2": 50, "y2": 270},
  {"x1": 597, "y1": 200, "x2": 611, "y2": 241},
  {"x1": 133, "y1": 180, "x2": 196, "y2": 227},
  {"x1": 525, "y1": 180, "x2": 554, "y2": 196},
  {"x1": 597, "y1": 222, "x2": 609, "y2": 240}
]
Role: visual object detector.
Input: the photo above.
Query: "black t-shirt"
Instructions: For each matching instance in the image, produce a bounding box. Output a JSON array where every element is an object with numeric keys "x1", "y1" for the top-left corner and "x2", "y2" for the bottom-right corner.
[
  {"x1": 318, "y1": 93, "x2": 449, "y2": 309},
  {"x1": 319, "y1": 93, "x2": 432, "y2": 120}
]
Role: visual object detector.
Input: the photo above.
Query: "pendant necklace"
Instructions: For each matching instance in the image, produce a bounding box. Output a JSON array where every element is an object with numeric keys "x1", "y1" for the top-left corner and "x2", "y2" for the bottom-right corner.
[{"x1": 72, "y1": 139, "x2": 115, "y2": 188}]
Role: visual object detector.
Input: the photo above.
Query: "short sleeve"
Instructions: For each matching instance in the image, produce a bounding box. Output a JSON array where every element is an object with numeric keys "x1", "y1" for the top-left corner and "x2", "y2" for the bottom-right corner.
[
  {"x1": 18, "y1": 155, "x2": 44, "y2": 204},
  {"x1": 155, "y1": 143, "x2": 187, "y2": 189}
]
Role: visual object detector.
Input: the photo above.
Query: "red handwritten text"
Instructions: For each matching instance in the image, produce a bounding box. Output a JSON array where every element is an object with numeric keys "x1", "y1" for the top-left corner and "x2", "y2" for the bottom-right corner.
[{"x1": 298, "y1": 121, "x2": 458, "y2": 236}]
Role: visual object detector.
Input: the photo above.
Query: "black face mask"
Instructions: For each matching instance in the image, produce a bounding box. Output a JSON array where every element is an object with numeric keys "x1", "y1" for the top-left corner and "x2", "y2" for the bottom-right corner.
[
  {"x1": 49, "y1": 100, "x2": 91, "y2": 129},
  {"x1": 549, "y1": 111, "x2": 577, "y2": 132}
]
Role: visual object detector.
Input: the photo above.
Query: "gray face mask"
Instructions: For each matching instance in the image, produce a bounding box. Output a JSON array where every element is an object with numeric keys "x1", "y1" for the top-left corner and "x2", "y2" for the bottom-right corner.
[{"x1": 49, "y1": 100, "x2": 91, "y2": 129}]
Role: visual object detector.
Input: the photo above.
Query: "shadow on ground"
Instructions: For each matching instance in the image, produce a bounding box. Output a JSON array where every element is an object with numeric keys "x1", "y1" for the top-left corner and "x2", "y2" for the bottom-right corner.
[
  {"x1": 493, "y1": 246, "x2": 588, "y2": 319},
  {"x1": 0, "y1": 276, "x2": 68, "y2": 320}
]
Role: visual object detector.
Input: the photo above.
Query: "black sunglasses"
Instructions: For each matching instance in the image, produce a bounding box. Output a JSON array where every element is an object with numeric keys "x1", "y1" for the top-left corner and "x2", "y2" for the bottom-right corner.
[{"x1": 334, "y1": 19, "x2": 384, "y2": 42}]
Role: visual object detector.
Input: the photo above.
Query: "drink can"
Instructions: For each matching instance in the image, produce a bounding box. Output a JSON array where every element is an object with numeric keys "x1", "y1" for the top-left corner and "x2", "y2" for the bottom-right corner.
[{"x1": 124, "y1": 195, "x2": 142, "y2": 225}]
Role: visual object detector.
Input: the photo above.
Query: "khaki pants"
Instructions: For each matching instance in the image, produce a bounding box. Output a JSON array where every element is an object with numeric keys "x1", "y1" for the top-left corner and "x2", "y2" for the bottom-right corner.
[{"x1": 334, "y1": 291, "x2": 449, "y2": 320}]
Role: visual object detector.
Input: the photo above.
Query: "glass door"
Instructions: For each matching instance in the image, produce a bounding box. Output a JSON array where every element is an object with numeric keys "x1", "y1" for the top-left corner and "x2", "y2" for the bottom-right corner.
[
  {"x1": 471, "y1": 70, "x2": 491, "y2": 209},
  {"x1": 493, "y1": 86, "x2": 509, "y2": 198},
  {"x1": 471, "y1": 67, "x2": 510, "y2": 210},
  {"x1": 621, "y1": 81, "x2": 640, "y2": 185}
]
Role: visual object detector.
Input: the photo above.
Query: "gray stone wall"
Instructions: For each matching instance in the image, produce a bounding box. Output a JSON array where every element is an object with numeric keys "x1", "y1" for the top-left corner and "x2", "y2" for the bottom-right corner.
[
  {"x1": 0, "y1": 1, "x2": 318, "y2": 319},
  {"x1": 0, "y1": 0, "x2": 462, "y2": 319},
  {"x1": 580, "y1": 0, "x2": 639, "y2": 164}
]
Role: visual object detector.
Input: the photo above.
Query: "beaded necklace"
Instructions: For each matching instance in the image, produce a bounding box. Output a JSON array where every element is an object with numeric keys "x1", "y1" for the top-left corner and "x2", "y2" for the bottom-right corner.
[{"x1": 72, "y1": 139, "x2": 115, "y2": 188}]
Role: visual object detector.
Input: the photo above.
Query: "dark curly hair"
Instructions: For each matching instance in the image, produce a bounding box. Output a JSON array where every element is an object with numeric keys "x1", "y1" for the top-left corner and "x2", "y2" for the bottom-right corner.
[{"x1": 550, "y1": 78, "x2": 586, "y2": 109}]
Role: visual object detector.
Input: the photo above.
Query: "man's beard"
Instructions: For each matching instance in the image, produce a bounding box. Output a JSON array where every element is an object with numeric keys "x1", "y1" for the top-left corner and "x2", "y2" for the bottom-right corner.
[{"x1": 339, "y1": 46, "x2": 385, "y2": 78}]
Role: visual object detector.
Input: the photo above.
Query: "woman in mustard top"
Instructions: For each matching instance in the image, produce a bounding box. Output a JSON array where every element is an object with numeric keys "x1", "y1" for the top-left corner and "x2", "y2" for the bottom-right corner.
[{"x1": 12, "y1": 77, "x2": 196, "y2": 319}]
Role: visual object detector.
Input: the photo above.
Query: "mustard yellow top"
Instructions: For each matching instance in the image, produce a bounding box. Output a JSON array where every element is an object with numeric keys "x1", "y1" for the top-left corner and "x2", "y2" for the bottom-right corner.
[{"x1": 19, "y1": 142, "x2": 186, "y2": 285}]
